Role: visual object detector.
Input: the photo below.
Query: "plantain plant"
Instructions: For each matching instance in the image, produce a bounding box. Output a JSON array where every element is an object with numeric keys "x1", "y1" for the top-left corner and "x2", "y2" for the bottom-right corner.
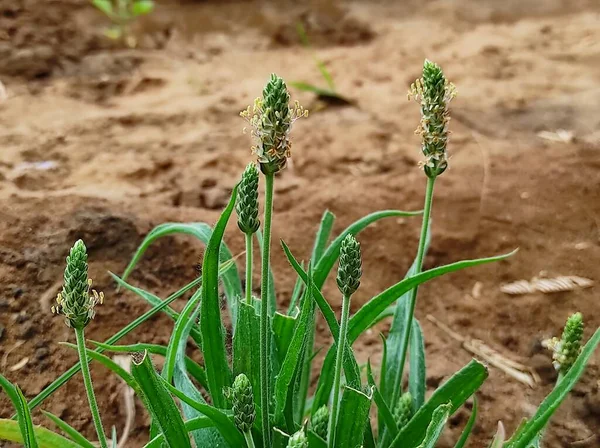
[
  {"x1": 1, "y1": 62, "x2": 599, "y2": 448},
  {"x1": 91, "y1": 0, "x2": 154, "y2": 47}
]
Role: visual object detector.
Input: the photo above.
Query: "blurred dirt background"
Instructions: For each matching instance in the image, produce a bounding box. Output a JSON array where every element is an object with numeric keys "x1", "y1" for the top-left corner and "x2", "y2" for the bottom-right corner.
[{"x1": 1, "y1": 0, "x2": 599, "y2": 446}]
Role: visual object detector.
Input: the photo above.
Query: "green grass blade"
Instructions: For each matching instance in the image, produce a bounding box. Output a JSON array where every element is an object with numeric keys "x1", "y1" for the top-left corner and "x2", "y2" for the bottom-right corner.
[
  {"x1": 311, "y1": 210, "x2": 335, "y2": 266},
  {"x1": 42, "y1": 410, "x2": 95, "y2": 448},
  {"x1": 120, "y1": 221, "x2": 242, "y2": 326},
  {"x1": 200, "y1": 186, "x2": 237, "y2": 408},
  {"x1": 25, "y1": 277, "x2": 201, "y2": 413},
  {"x1": 366, "y1": 361, "x2": 398, "y2": 441},
  {"x1": 110, "y1": 273, "x2": 202, "y2": 344},
  {"x1": 363, "y1": 422, "x2": 376, "y2": 448},
  {"x1": 110, "y1": 426, "x2": 117, "y2": 448},
  {"x1": 162, "y1": 287, "x2": 202, "y2": 382},
  {"x1": 60, "y1": 342, "x2": 138, "y2": 391},
  {"x1": 0, "y1": 374, "x2": 38, "y2": 447},
  {"x1": 349, "y1": 250, "x2": 518, "y2": 342},
  {"x1": 0, "y1": 419, "x2": 81, "y2": 448},
  {"x1": 295, "y1": 22, "x2": 336, "y2": 91},
  {"x1": 89, "y1": 341, "x2": 208, "y2": 389},
  {"x1": 274, "y1": 272, "x2": 315, "y2": 425},
  {"x1": 390, "y1": 360, "x2": 488, "y2": 448},
  {"x1": 313, "y1": 210, "x2": 421, "y2": 289},
  {"x1": 332, "y1": 386, "x2": 372, "y2": 448},
  {"x1": 489, "y1": 422, "x2": 506, "y2": 448},
  {"x1": 409, "y1": 319, "x2": 426, "y2": 411},
  {"x1": 417, "y1": 403, "x2": 451, "y2": 448},
  {"x1": 131, "y1": 351, "x2": 192, "y2": 448},
  {"x1": 454, "y1": 398, "x2": 478, "y2": 448},
  {"x1": 384, "y1": 227, "x2": 430, "y2": 406},
  {"x1": 161, "y1": 378, "x2": 246, "y2": 447},
  {"x1": 131, "y1": 0, "x2": 154, "y2": 16},
  {"x1": 273, "y1": 311, "x2": 297, "y2": 363},
  {"x1": 378, "y1": 334, "x2": 389, "y2": 431},
  {"x1": 506, "y1": 327, "x2": 600, "y2": 448}
]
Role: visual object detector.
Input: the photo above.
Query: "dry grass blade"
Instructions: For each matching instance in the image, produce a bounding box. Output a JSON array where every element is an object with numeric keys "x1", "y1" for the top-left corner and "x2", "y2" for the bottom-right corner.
[
  {"x1": 427, "y1": 315, "x2": 539, "y2": 388},
  {"x1": 501, "y1": 276, "x2": 594, "y2": 295},
  {"x1": 113, "y1": 355, "x2": 136, "y2": 448}
]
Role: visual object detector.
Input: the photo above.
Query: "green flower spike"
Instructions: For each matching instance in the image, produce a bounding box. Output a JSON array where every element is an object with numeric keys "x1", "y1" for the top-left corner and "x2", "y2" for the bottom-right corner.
[
  {"x1": 236, "y1": 163, "x2": 260, "y2": 235},
  {"x1": 393, "y1": 391, "x2": 413, "y2": 430},
  {"x1": 543, "y1": 312, "x2": 584, "y2": 375},
  {"x1": 286, "y1": 428, "x2": 308, "y2": 448},
  {"x1": 241, "y1": 74, "x2": 308, "y2": 175},
  {"x1": 229, "y1": 374, "x2": 256, "y2": 433},
  {"x1": 52, "y1": 240, "x2": 103, "y2": 329},
  {"x1": 409, "y1": 59, "x2": 457, "y2": 178},
  {"x1": 311, "y1": 405, "x2": 329, "y2": 441},
  {"x1": 336, "y1": 234, "x2": 362, "y2": 297}
]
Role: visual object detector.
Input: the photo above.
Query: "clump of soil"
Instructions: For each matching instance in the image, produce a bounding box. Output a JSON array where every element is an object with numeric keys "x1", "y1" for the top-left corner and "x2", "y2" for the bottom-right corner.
[{"x1": 1, "y1": 1, "x2": 599, "y2": 447}]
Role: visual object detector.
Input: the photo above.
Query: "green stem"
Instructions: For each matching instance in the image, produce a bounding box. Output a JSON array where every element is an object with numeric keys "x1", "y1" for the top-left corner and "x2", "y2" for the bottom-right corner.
[
  {"x1": 392, "y1": 176, "x2": 436, "y2": 407},
  {"x1": 75, "y1": 327, "x2": 108, "y2": 448},
  {"x1": 244, "y1": 431, "x2": 256, "y2": 448},
  {"x1": 327, "y1": 293, "x2": 351, "y2": 448},
  {"x1": 245, "y1": 233, "x2": 253, "y2": 303},
  {"x1": 260, "y1": 173, "x2": 274, "y2": 447}
]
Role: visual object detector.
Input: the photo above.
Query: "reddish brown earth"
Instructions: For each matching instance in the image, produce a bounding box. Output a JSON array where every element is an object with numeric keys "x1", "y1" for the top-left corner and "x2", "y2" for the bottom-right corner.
[{"x1": 1, "y1": 0, "x2": 600, "y2": 446}]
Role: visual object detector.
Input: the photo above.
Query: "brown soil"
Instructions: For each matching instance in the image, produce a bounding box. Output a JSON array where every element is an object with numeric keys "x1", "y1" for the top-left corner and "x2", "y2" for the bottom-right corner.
[{"x1": 1, "y1": 0, "x2": 600, "y2": 447}]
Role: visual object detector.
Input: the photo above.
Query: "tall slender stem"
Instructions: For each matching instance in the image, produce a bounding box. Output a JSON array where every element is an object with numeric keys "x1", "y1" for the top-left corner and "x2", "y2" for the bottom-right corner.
[
  {"x1": 75, "y1": 327, "x2": 108, "y2": 448},
  {"x1": 245, "y1": 233, "x2": 253, "y2": 303},
  {"x1": 327, "y1": 293, "x2": 351, "y2": 447},
  {"x1": 392, "y1": 176, "x2": 436, "y2": 406},
  {"x1": 260, "y1": 173, "x2": 274, "y2": 447},
  {"x1": 244, "y1": 431, "x2": 256, "y2": 448}
]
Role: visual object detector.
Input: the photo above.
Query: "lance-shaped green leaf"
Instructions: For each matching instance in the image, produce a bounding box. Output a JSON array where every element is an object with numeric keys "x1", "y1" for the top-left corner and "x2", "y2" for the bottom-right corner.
[
  {"x1": 389, "y1": 360, "x2": 488, "y2": 448},
  {"x1": 200, "y1": 187, "x2": 238, "y2": 408},
  {"x1": 409, "y1": 319, "x2": 426, "y2": 411},
  {"x1": 273, "y1": 311, "x2": 297, "y2": 364},
  {"x1": 130, "y1": 351, "x2": 191, "y2": 448},
  {"x1": 42, "y1": 411, "x2": 95, "y2": 448},
  {"x1": 0, "y1": 419, "x2": 80, "y2": 448},
  {"x1": 454, "y1": 398, "x2": 478, "y2": 448},
  {"x1": 332, "y1": 386, "x2": 372, "y2": 448},
  {"x1": 25, "y1": 276, "x2": 201, "y2": 413},
  {"x1": 274, "y1": 270, "x2": 315, "y2": 424},
  {"x1": 366, "y1": 361, "x2": 398, "y2": 441},
  {"x1": 120, "y1": 221, "x2": 242, "y2": 327},
  {"x1": 312, "y1": 250, "x2": 516, "y2": 412},
  {"x1": 506, "y1": 327, "x2": 600, "y2": 448},
  {"x1": 417, "y1": 403, "x2": 451, "y2": 448},
  {"x1": 60, "y1": 343, "x2": 138, "y2": 392},
  {"x1": 0, "y1": 373, "x2": 38, "y2": 448},
  {"x1": 145, "y1": 416, "x2": 217, "y2": 448},
  {"x1": 89, "y1": 341, "x2": 208, "y2": 390},
  {"x1": 161, "y1": 379, "x2": 246, "y2": 447}
]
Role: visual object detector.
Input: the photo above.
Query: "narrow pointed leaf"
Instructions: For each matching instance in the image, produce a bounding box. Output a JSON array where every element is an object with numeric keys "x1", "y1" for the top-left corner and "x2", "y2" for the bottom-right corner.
[
  {"x1": 389, "y1": 359, "x2": 488, "y2": 448},
  {"x1": 366, "y1": 361, "x2": 398, "y2": 441},
  {"x1": 120, "y1": 221, "x2": 242, "y2": 326},
  {"x1": 0, "y1": 373, "x2": 38, "y2": 447},
  {"x1": 409, "y1": 319, "x2": 426, "y2": 412},
  {"x1": 273, "y1": 311, "x2": 297, "y2": 364},
  {"x1": 332, "y1": 386, "x2": 372, "y2": 448},
  {"x1": 145, "y1": 416, "x2": 216, "y2": 447},
  {"x1": 417, "y1": 403, "x2": 451, "y2": 448},
  {"x1": 161, "y1": 379, "x2": 246, "y2": 447},
  {"x1": 454, "y1": 398, "x2": 478, "y2": 448},
  {"x1": 256, "y1": 229, "x2": 277, "y2": 315},
  {"x1": 131, "y1": 351, "x2": 192, "y2": 448},
  {"x1": 41, "y1": 411, "x2": 95, "y2": 448},
  {"x1": 200, "y1": 187, "x2": 237, "y2": 408},
  {"x1": 0, "y1": 419, "x2": 80, "y2": 448},
  {"x1": 233, "y1": 301, "x2": 262, "y2": 400}
]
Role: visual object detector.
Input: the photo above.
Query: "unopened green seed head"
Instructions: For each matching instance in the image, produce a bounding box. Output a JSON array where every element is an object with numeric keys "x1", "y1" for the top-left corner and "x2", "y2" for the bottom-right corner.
[
  {"x1": 286, "y1": 428, "x2": 308, "y2": 448},
  {"x1": 336, "y1": 234, "x2": 362, "y2": 296},
  {"x1": 394, "y1": 392, "x2": 413, "y2": 430},
  {"x1": 236, "y1": 163, "x2": 260, "y2": 234},
  {"x1": 409, "y1": 59, "x2": 456, "y2": 178},
  {"x1": 241, "y1": 74, "x2": 308, "y2": 175},
  {"x1": 311, "y1": 405, "x2": 329, "y2": 441},
  {"x1": 51, "y1": 240, "x2": 104, "y2": 329},
  {"x1": 229, "y1": 373, "x2": 255, "y2": 432}
]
